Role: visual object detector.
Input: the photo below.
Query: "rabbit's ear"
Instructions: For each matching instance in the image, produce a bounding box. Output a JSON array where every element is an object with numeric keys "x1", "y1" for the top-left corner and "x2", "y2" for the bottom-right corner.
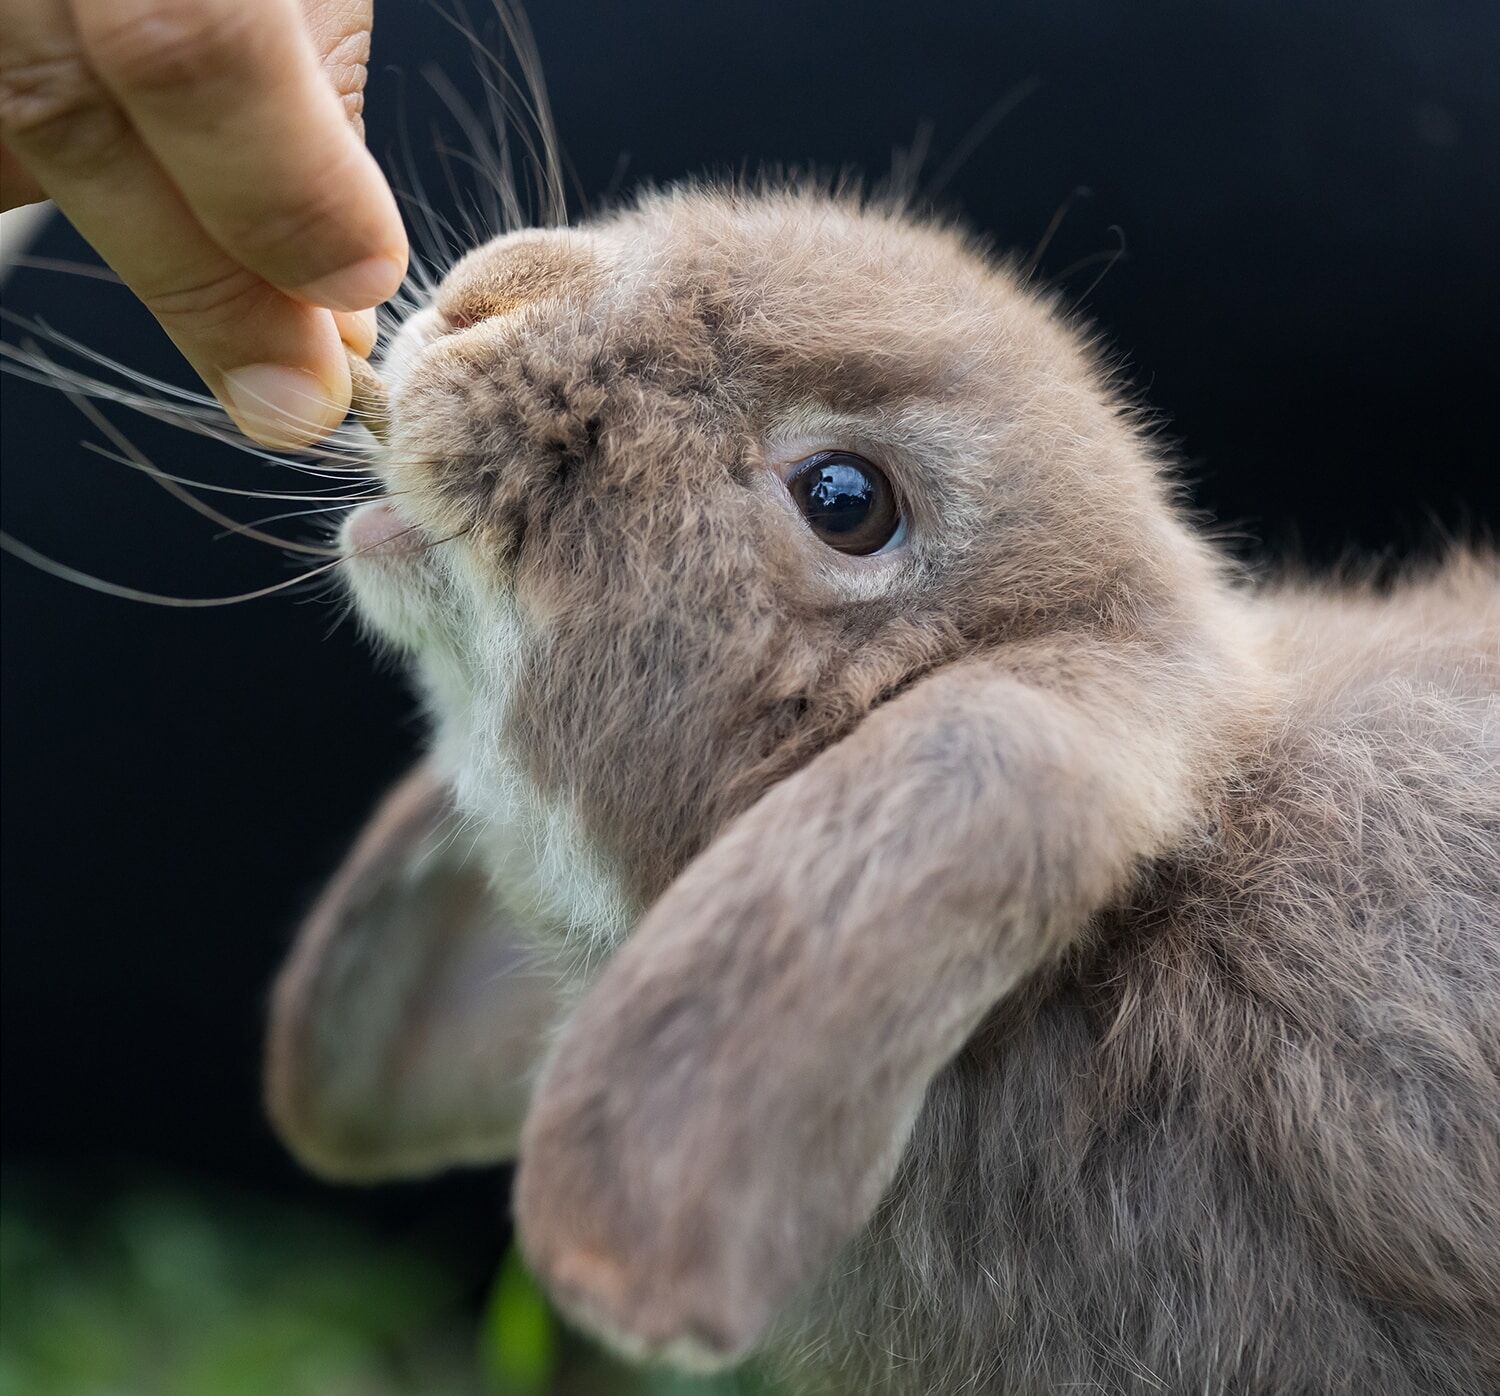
[
  {"x1": 266, "y1": 762, "x2": 559, "y2": 1181},
  {"x1": 515, "y1": 653, "x2": 1198, "y2": 1367}
]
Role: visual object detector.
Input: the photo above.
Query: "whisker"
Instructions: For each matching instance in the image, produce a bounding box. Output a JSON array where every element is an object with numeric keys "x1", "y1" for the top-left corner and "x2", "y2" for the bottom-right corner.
[
  {"x1": 423, "y1": 48, "x2": 510, "y2": 235},
  {"x1": 0, "y1": 523, "x2": 473, "y2": 609},
  {"x1": 395, "y1": 159, "x2": 476, "y2": 265},
  {"x1": 390, "y1": 159, "x2": 471, "y2": 271},
  {"x1": 80, "y1": 442, "x2": 384, "y2": 502},
  {"x1": 489, "y1": 0, "x2": 567, "y2": 225},
  {"x1": 59, "y1": 385, "x2": 342, "y2": 557},
  {"x1": 430, "y1": 120, "x2": 496, "y2": 248},
  {"x1": 465, "y1": 47, "x2": 526, "y2": 233},
  {"x1": 214, "y1": 500, "x2": 366, "y2": 538},
  {"x1": 9, "y1": 315, "x2": 396, "y2": 458},
  {"x1": 0, "y1": 7, "x2": 572, "y2": 608},
  {"x1": 2, "y1": 339, "x2": 380, "y2": 479},
  {"x1": 390, "y1": 69, "x2": 460, "y2": 285},
  {"x1": 0, "y1": 531, "x2": 351, "y2": 607},
  {"x1": 435, "y1": 0, "x2": 566, "y2": 226},
  {"x1": 5, "y1": 254, "x2": 125, "y2": 284},
  {"x1": 3, "y1": 332, "x2": 398, "y2": 475},
  {"x1": 924, "y1": 77, "x2": 1042, "y2": 203},
  {"x1": 1, "y1": 314, "x2": 222, "y2": 415},
  {"x1": 426, "y1": 60, "x2": 533, "y2": 231},
  {"x1": 1022, "y1": 185, "x2": 1094, "y2": 280},
  {"x1": 468, "y1": 60, "x2": 561, "y2": 228},
  {"x1": 1060, "y1": 224, "x2": 1129, "y2": 304},
  {"x1": 886, "y1": 120, "x2": 935, "y2": 208},
  {"x1": 6, "y1": 312, "x2": 390, "y2": 458},
  {"x1": 600, "y1": 149, "x2": 634, "y2": 206}
]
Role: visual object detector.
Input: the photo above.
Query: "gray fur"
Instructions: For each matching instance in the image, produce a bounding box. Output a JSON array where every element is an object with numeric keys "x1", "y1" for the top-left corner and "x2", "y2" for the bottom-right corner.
[{"x1": 266, "y1": 185, "x2": 1500, "y2": 1393}]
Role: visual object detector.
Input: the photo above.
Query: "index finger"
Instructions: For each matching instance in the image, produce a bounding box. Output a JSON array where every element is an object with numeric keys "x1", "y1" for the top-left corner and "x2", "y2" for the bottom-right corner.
[{"x1": 72, "y1": 0, "x2": 406, "y2": 311}]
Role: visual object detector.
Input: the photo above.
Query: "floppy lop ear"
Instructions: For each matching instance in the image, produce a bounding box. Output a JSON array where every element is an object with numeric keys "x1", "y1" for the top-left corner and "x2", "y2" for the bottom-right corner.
[
  {"x1": 266, "y1": 761, "x2": 560, "y2": 1181},
  {"x1": 515, "y1": 649, "x2": 1206, "y2": 1366}
]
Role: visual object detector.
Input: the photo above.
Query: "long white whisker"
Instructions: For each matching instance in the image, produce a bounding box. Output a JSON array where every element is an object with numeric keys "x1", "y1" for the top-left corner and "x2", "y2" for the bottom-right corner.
[
  {"x1": 60, "y1": 385, "x2": 342, "y2": 557},
  {"x1": 487, "y1": 0, "x2": 567, "y2": 224},
  {"x1": 1, "y1": 316, "x2": 222, "y2": 416},
  {"x1": 429, "y1": 119, "x2": 496, "y2": 247},
  {"x1": 0, "y1": 531, "x2": 349, "y2": 607},
  {"x1": 0, "y1": 524, "x2": 472, "y2": 609},
  {"x1": 80, "y1": 442, "x2": 382, "y2": 502},
  {"x1": 426, "y1": 62, "x2": 528, "y2": 231},
  {"x1": 214, "y1": 500, "x2": 366, "y2": 538},
  {"x1": 395, "y1": 173, "x2": 475, "y2": 265},
  {"x1": 3, "y1": 340, "x2": 378, "y2": 479},
  {"x1": 9, "y1": 316, "x2": 388, "y2": 457},
  {"x1": 5, "y1": 254, "x2": 125, "y2": 284}
]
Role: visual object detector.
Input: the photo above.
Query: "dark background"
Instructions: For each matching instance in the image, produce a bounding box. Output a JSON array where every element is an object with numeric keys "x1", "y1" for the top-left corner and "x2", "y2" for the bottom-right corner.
[{"x1": 3, "y1": 0, "x2": 1497, "y2": 1280}]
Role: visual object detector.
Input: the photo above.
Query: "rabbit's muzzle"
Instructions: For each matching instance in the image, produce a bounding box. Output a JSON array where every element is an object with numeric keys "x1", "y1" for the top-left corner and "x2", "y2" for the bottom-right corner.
[{"x1": 380, "y1": 291, "x2": 732, "y2": 581}]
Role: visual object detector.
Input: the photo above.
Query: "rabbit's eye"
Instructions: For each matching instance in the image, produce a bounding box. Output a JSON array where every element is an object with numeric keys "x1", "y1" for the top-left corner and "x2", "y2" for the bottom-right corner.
[{"x1": 786, "y1": 452, "x2": 901, "y2": 556}]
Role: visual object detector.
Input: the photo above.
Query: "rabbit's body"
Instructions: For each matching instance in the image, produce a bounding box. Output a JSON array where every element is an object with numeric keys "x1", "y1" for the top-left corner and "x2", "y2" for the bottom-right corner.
[
  {"x1": 802, "y1": 564, "x2": 1499, "y2": 1394},
  {"x1": 266, "y1": 186, "x2": 1500, "y2": 1392}
]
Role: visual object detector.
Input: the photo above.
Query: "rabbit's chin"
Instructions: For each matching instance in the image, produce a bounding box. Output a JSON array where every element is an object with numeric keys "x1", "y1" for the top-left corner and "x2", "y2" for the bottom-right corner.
[
  {"x1": 338, "y1": 503, "x2": 433, "y2": 644},
  {"x1": 344, "y1": 500, "x2": 421, "y2": 559}
]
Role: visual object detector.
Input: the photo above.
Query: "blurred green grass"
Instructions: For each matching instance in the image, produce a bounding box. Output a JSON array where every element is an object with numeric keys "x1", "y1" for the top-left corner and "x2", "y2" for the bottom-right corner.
[{"x1": 0, "y1": 1182, "x2": 783, "y2": 1396}]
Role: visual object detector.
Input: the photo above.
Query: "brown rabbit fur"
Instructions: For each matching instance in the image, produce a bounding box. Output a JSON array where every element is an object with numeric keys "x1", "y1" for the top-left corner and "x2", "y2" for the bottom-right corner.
[{"x1": 266, "y1": 183, "x2": 1500, "y2": 1394}]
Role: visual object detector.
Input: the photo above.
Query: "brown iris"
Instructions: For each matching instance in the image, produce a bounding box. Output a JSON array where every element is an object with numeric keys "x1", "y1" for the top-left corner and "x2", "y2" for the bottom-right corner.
[{"x1": 786, "y1": 452, "x2": 901, "y2": 555}]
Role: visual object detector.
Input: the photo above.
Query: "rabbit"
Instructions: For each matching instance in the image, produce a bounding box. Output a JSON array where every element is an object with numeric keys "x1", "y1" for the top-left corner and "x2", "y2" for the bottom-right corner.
[{"x1": 264, "y1": 183, "x2": 1500, "y2": 1395}]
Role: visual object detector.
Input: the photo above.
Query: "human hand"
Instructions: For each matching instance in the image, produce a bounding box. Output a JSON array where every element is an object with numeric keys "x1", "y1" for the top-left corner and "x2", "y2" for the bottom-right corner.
[{"x1": 0, "y1": 0, "x2": 407, "y2": 447}]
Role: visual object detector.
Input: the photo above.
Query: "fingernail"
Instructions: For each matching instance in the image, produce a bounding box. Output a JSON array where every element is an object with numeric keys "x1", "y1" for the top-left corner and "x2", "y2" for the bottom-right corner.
[
  {"x1": 222, "y1": 364, "x2": 343, "y2": 448},
  {"x1": 293, "y1": 254, "x2": 405, "y2": 312},
  {"x1": 334, "y1": 307, "x2": 379, "y2": 357}
]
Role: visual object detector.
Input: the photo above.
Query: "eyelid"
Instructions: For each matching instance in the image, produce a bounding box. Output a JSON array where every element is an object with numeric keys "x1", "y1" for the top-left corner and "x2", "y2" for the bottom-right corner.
[
  {"x1": 767, "y1": 440, "x2": 902, "y2": 487},
  {"x1": 779, "y1": 447, "x2": 875, "y2": 481},
  {"x1": 777, "y1": 449, "x2": 830, "y2": 484}
]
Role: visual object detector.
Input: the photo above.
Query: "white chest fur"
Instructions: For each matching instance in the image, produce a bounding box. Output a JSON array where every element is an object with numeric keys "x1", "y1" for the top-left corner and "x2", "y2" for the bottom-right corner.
[{"x1": 422, "y1": 604, "x2": 638, "y2": 954}]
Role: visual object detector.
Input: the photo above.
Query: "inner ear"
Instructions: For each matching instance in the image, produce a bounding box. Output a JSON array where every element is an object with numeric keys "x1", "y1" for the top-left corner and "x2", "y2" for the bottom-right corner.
[{"x1": 265, "y1": 761, "x2": 560, "y2": 1180}]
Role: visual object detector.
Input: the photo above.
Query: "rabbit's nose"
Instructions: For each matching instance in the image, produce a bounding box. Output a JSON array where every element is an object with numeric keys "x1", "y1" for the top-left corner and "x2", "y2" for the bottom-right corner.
[{"x1": 436, "y1": 230, "x2": 599, "y2": 332}]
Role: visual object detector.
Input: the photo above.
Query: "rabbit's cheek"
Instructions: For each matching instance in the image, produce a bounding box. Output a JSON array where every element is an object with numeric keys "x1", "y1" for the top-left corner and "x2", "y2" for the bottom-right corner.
[{"x1": 380, "y1": 305, "x2": 448, "y2": 391}]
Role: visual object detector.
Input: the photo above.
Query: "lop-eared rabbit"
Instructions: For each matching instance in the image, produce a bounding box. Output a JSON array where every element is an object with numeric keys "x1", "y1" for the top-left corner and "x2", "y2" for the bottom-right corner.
[{"x1": 265, "y1": 186, "x2": 1499, "y2": 1394}]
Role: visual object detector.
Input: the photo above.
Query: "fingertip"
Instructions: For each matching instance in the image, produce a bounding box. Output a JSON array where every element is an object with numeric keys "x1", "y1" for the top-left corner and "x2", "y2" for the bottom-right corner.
[
  {"x1": 292, "y1": 252, "x2": 406, "y2": 314},
  {"x1": 334, "y1": 307, "x2": 379, "y2": 357},
  {"x1": 221, "y1": 359, "x2": 350, "y2": 449},
  {"x1": 290, "y1": 147, "x2": 408, "y2": 311}
]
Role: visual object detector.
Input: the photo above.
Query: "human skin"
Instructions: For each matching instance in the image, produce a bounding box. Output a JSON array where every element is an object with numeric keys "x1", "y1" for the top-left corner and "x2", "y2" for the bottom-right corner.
[{"x1": 0, "y1": 0, "x2": 408, "y2": 447}]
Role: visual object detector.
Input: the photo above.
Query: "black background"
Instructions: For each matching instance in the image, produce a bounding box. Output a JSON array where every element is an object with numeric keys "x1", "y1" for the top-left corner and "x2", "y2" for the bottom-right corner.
[{"x1": 3, "y1": 0, "x2": 1497, "y2": 1270}]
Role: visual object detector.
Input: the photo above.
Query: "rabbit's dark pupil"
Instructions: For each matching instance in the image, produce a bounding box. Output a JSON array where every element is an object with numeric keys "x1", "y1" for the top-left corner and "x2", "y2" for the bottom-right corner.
[{"x1": 788, "y1": 453, "x2": 899, "y2": 555}]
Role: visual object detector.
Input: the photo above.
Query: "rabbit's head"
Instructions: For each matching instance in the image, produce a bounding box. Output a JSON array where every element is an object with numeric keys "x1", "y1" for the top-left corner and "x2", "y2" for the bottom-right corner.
[
  {"x1": 315, "y1": 185, "x2": 1248, "y2": 1367},
  {"x1": 347, "y1": 185, "x2": 1208, "y2": 944}
]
